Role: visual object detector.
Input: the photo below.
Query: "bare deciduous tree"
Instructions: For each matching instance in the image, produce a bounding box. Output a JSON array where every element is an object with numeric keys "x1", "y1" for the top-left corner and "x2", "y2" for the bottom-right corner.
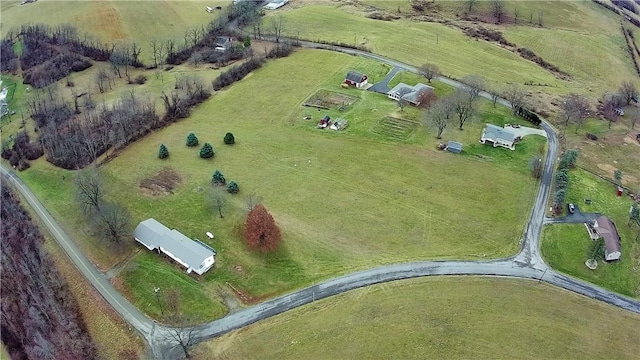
[
  {"x1": 514, "y1": 7, "x2": 520, "y2": 24},
  {"x1": 619, "y1": 81, "x2": 638, "y2": 105},
  {"x1": 451, "y1": 89, "x2": 475, "y2": 130},
  {"x1": 503, "y1": 84, "x2": 527, "y2": 114},
  {"x1": 245, "y1": 193, "x2": 263, "y2": 212},
  {"x1": 165, "y1": 326, "x2": 199, "y2": 359},
  {"x1": 74, "y1": 168, "x2": 105, "y2": 213},
  {"x1": 560, "y1": 93, "x2": 591, "y2": 134},
  {"x1": 94, "y1": 202, "x2": 131, "y2": 245},
  {"x1": 206, "y1": 187, "x2": 229, "y2": 219},
  {"x1": 492, "y1": 0, "x2": 504, "y2": 24},
  {"x1": 461, "y1": 74, "x2": 485, "y2": 103},
  {"x1": 424, "y1": 97, "x2": 453, "y2": 139},
  {"x1": 150, "y1": 39, "x2": 164, "y2": 68},
  {"x1": 272, "y1": 15, "x2": 286, "y2": 43},
  {"x1": 627, "y1": 106, "x2": 639, "y2": 129},
  {"x1": 418, "y1": 63, "x2": 440, "y2": 83},
  {"x1": 465, "y1": 0, "x2": 477, "y2": 14}
]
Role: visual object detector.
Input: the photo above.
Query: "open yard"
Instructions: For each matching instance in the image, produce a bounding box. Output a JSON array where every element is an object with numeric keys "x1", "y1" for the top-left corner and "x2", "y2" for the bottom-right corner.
[
  {"x1": 542, "y1": 168, "x2": 640, "y2": 297},
  {"x1": 197, "y1": 277, "x2": 640, "y2": 359},
  {"x1": 11, "y1": 49, "x2": 544, "y2": 321}
]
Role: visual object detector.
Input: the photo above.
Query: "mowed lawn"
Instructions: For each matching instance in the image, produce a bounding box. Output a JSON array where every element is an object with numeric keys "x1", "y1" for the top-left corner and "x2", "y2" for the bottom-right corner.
[
  {"x1": 542, "y1": 169, "x2": 640, "y2": 297},
  {"x1": 101, "y1": 49, "x2": 537, "y2": 298},
  {"x1": 197, "y1": 277, "x2": 640, "y2": 360}
]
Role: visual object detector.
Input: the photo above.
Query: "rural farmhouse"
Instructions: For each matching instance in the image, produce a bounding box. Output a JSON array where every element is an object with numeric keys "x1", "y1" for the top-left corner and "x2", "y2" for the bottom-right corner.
[
  {"x1": 387, "y1": 82, "x2": 434, "y2": 106},
  {"x1": 593, "y1": 216, "x2": 622, "y2": 261},
  {"x1": 134, "y1": 218, "x2": 216, "y2": 275},
  {"x1": 480, "y1": 124, "x2": 517, "y2": 150}
]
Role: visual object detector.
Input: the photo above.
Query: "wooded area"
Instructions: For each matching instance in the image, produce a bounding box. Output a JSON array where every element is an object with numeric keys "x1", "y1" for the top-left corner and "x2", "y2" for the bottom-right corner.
[{"x1": 1, "y1": 185, "x2": 97, "y2": 359}]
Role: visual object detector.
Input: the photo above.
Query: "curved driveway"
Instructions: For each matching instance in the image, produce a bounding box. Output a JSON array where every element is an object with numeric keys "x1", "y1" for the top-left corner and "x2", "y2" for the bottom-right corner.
[{"x1": 2, "y1": 43, "x2": 639, "y2": 358}]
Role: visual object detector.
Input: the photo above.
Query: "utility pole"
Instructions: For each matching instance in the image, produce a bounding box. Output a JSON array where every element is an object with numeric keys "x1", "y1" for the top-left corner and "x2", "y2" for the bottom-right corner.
[{"x1": 154, "y1": 287, "x2": 164, "y2": 315}]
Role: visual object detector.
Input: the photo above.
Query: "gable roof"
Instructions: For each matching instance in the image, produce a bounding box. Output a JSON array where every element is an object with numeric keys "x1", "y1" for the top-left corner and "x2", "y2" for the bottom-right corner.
[
  {"x1": 388, "y1": 82, "x2": 434, "y2": 104},
  {"x1": 346, "y1": 70, "x2": 365, "y2": 82},
  {"x1": 446, "y1": 141, "x2": 463, "y2": 152},
  {"x1": 484, "y1": 124, "x2": 516, "y2": 143},
  {"x1": 594, "y1": 216, "x2": 621, "y2": 255},
  {"x1": 134, "y1": 218, "x2": 216, "y2": 269},
  {"x1": 215, "y1": 36, "x2": 232, "y2": 46}
]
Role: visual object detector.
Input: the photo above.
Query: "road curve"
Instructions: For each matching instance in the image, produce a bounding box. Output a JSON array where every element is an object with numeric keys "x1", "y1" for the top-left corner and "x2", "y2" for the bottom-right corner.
[{"x1": 2, "y1": 41, "x2": 640, "y2": 358}]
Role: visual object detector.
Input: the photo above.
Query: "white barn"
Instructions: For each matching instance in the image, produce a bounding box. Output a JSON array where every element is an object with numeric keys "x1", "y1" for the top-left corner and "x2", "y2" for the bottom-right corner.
[{"x1": 134, "y1": 218, "x2": 216, "y2": 275}]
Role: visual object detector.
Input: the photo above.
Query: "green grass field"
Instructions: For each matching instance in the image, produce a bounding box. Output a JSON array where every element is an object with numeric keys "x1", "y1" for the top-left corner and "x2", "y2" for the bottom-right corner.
[
  {"x1": 197, "y1": 277, "x2": 640, "y2": 359},
  {"x1": 0, "y1": 0, "x2": 228, "y2": 63},
  {"x1": 542, "y1": 168, "x2": 640, "y2": 297},
  {"x1": 12, "y1": 49, "x2": 543, "y2": 320}
]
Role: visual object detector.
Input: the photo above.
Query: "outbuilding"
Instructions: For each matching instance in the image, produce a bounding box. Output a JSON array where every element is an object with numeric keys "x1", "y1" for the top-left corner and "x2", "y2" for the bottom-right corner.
[
  {"x1": 445, "y1": 141, "x2": 463, "y2": 153},
  {"x1": 344, "y1": 70, "x2": 368, "y2": 88},
  {"x1": 134, "y1": 218, "x2": 216, "y2": 275}
]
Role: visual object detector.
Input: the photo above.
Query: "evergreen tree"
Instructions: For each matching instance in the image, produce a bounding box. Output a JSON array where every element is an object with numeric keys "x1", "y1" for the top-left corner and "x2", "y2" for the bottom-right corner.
[
  {"x1": 200, "y1": 143, "x2": 214, "y2": 158},
  {"x1": 186, "y1": 132, "x2": 199, "y2": 147},
  {"x1": 224, "y1": 132, "x2": 235, "y2": 145},
  {"x1": 212, "y1": 170, "x2": 226, "y2": 185},
  {"x1": 158, "y1": 144, "x2": 169, "y2": 159},
  {"x1": 227, "y1": 180, "x2": 239, "y2": 194}
]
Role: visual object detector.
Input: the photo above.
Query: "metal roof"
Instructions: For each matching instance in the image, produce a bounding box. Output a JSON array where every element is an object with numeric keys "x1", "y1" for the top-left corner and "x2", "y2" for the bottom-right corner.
[
  {"x1": 134, "y1": 218, "x2": 216, "y2": 270},
  {"x1": 484, "y1": 124, "x2": 516, "y2": 143}
]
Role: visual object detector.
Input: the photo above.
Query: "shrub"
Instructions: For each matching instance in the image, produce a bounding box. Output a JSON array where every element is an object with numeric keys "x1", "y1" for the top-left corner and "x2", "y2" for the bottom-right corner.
[
  {"x1": 212, "y1": 57, "x2": 263, "y2": 91},
  {"x1": 586, "y1": 133, "x2": 598, "y2": 141},
  {"x1": 212, "y1": 170, "x2": 226, "y2": 185},
  {"x1": 227, "y1": 180, "x2": 239, "y2": 194},
  {"x1": 186, "y1": 132, "x2": 199, "y2": 147},
  {"x1": 158, "y1": 144, "x2": 169, "y2": 159},
  {"x1": 243, "y1": 204, "x2": 281, "y2": 252},
  {"x1": 200, "y1": 143, "x2": 214, "y2": 159},
  {"x1": 224, "y1": 132, "x2": 235, "y2": 145}
]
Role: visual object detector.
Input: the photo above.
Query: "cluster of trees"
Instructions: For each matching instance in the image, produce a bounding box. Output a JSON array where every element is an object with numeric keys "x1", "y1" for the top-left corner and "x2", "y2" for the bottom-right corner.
[
  {"x1": 1, "y1": 186, "x2": 97, "y2": 359},
  {"x1": 559, "y1": 93, "x2": 590, "y2": 135},
  {"x1": 552, "y1": 149, "x2": 579, "y2": 215},
  {"x1": 211, "y1": 170, "x2": 239, "y2": 194},
  {"x1": 10, "y1": 24, "x2": 111, "y2": 87},
  {"x1": 1, "y1": 131, "x2": 44, "y2": 170},
  {"x1": 74, "y1": 168, "x2": 132, "y2": 247},
  {"x1": 206, "y1": 169, "x2": 240, "y2": 219},
  {"x1": 161, "y1": 75, "x2": 211, "y2": 123},
  {"x1": 165, "y1": 1, "x2": 262, "y2": 65},
  {"x1": 1, "y1": 38, "x2": 19, "y2": 73},
  {"x1": 212, "y1": 57, "x2": 264, "y2": 91},
  {"x1": 31, "y1": 89, "x2": 158, "y2": 169},
  {"x1": 599, "y1": 81, "x2": 639, "y2": 129},
  {"x1": 464, "y1": 0, "x2": 545, "y2": 26},
  {"x1": 629, "y1": 203, "x2": 640, "y2": 242},
  {"x1": 423, "y1": 75, "x2": 485, "y2": 138}
]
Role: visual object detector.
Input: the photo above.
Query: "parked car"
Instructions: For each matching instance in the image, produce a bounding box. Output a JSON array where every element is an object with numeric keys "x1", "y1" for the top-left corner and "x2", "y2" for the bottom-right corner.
[{"x1": 568, "y1": 203, "x2": 575, "y2": 214}]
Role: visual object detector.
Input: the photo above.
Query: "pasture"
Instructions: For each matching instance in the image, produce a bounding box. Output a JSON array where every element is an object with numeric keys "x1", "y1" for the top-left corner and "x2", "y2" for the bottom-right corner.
[
  {"x1": 541, "y1": 168, "x2": 640, "y2": 297},
  {"x1": 198, "y1": 277, "x2": 640, "y2": 359},
  {"x1": 13, "y1": 49, "x2": 543, "y2": 320},
  {"x1": 0, "y1": 0, "x2": 227, "y2": 63}
]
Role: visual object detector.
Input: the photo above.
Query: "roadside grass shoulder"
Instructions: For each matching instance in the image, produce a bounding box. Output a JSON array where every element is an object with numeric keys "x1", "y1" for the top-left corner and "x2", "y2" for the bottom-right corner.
[
  {"x1": 541, "y1": 168, "x2": 640, "y2": 297},
  {"x1": 197, "y1": 277, "x2": 640, "y2": 359}
]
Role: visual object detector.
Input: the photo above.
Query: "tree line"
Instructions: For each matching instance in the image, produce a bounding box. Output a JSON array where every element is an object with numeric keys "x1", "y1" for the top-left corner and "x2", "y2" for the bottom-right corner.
[{"x1": 1, "y1": 185, "x2": 97, "y2": 359}]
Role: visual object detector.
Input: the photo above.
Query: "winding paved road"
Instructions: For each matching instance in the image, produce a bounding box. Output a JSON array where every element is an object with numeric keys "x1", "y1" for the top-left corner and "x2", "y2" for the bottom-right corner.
[{"x1": 3, "y1": 42, "x2": 640, "y2": 359}]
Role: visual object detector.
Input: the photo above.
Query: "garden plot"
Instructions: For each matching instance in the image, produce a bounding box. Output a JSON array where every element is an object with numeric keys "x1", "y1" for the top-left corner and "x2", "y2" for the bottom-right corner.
[
  {"x1": 372, "y1": 116, "x2": 419, "y2": 141},
  {"x1": 304, "y1": 89, "x2": 358, "y2": 110}
]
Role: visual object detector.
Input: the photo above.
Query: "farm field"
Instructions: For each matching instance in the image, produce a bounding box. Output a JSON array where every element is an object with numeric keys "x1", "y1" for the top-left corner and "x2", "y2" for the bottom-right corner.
[
  {"x1": 0, "y1": 0, "x2": 226, "y2": 63},
  {"x1": 198, "y1": 277, "x2": 640, "y2": 359},
  {"x1": 14, "y1": 49, "x2": 542, "y2": 321},
  {"x1": 541, "y1": 168, "x2": 640, "y2": 297}
]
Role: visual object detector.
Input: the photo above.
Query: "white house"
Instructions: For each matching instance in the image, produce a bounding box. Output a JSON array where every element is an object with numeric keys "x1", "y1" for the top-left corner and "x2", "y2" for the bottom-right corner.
[
  {"x1": 134, "y1": 218, "x2": 216, "y2": 275},
  {"x1": 480, "y1": 124, "x2": 517, "y2": 150},
  {"x1": 387, "y1": 82, "x2": 434, "y2": 106},
  {"x1": 593, "y1": 216, "x2": 622, "y2": 261}
]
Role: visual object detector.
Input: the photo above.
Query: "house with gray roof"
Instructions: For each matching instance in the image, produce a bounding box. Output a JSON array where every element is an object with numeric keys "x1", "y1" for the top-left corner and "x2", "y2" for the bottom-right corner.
[
  {"x1": 134, "y1": 218, "x2": 216, "y2": 275},
  {"x1": 480, "y1": 124, "x2": 517, "y2": 150},
  {"x1": 387, "y1": 82, "x2": 434, "y2": 106},
  {"x1": 593, "y1": 216, "x2": 621, "y2": 261}
]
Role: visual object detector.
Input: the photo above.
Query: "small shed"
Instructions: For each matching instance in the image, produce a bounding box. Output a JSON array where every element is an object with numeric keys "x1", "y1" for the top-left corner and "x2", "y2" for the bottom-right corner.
[{"x1": 445, "y1": 141, "x2": 463, "y2": 153}]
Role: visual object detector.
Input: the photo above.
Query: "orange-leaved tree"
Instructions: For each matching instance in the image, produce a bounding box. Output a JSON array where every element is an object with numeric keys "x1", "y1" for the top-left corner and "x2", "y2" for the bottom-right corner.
[{"x1": 243, "y1": 204, "x2": 281, "y2": 252}]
